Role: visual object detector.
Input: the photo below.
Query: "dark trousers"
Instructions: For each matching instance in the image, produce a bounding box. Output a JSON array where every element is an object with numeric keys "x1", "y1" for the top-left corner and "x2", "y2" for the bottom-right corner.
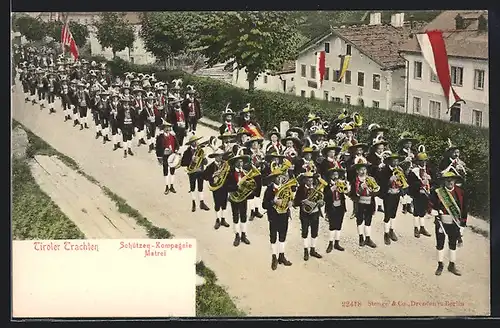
[
  {"x1": 146, "y1": 121, "x2": 156, "y2": 140},
  {"x1": 61, "y1": 96, "x2": 71, "y2": 110},
  {"x1": 29, "y1": 86, "x2": 36, "y2": 97},
  {"x1": 269, "y1": 214, "x2": 289, "y2": 243},
  {"x1": 162, "y1": 156, "x2": 176, "y2": 176},
  {"x1": 174, "y1": 127, "x2": 186, "y2": 146},
  {"x1": 78, "y1": 106, "x2": 88, "y2": 118},
  {"x1": 435, "y1": 219, "x2": 460, "y2": 251},
  {"x1": 327, "y1": 206, "x2": 345, "y2": 230},
  {"x1": 122, "y1": 124, "x2": 134, "y2": 142},
  {"x1": 230, "y1": 200, "x2": 248, "y2": 224},
  {"x1": 383, "y1": 194, "x2": 400, "y2": 222},
  {"x1": 110, "y1": 118, "x2": 119, "y2": 135},
  {"x1": 413, "y1": 194, "x2": 429, "y2": 217},
  {"x1": 46, "y1": 92, "x2": 55, "y2": 104},
  {"x1": 37, "y1": 88, "x2": 45, "y2": 101},
  {"x1": 188, "y1": 172, "x2": 204, "y2": 192},
  {"x1": 188, "y1": 117, "x2": 198, "y2": 132},
  {"x1": 212, "y1": 188, "x2": 228, "y2": 211},
  {"x1": 101, "y1": 116, "x2": 110, "y2": 129},
  {"x1": 300, "y1": 212, "x2": 320, "y2": 238},
  {"x1": 92, "y1": 110, "x2": 100, "y2": 126},
  {"x1": 356, "y1": 202, "x2": 373, "y2": 226}
]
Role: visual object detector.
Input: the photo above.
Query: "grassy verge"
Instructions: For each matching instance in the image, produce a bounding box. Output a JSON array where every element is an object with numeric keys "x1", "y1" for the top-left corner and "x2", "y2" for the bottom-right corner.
[{"x1": 13, "y1": 120, "x2": 245, "y2": 316}]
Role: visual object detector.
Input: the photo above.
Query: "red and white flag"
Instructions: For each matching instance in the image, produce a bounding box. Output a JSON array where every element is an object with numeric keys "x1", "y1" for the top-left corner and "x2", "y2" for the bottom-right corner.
[
  {"x1": 61, "y1": 21, "x2": 79, "y2": 61},
  {"x1": 316, "y1": 51, "x2": 326, "y2": 88},
  {"x1": 416, "y1": 30, "x2": 463, "y2": 110}
]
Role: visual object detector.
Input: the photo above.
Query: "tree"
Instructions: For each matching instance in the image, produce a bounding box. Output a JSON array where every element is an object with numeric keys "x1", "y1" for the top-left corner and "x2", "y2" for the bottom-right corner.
[
  {"x1": 197, "y1": 12, "x2": 302, "y2": 90},
  {"x1": 139, "y1": 12, "x2": 204, "y2": 70},
  {"x1": 68, "y1": 21, "x2": 90, "y2": 48},
  {"x1": 94, "y1": 13, "x2": 135, "y2": 58},
  {"x1": 14, "y1": 16, "x2": 47, "y2": 42}
]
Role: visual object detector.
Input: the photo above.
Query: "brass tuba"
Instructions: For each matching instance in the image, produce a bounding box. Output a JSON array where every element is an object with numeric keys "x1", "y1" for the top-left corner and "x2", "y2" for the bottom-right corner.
[
  {"x1": 365, "y1": 176, "x2": 380, "y2": 193},
  {"x1": 393, "y1": 166, "x2": 409, "y2": 189},
  {"x1": 271, "y1": 158, "x2": 292, "y2": 173},
  {"x1": 229, "y1": 166, "x2": 261, "y2": 203},
  {"x1": 274, "y1": 176, "x2": 299, "y2": 214},
  {"x1": 209, "y1": 161, "x2": 231, "y2": 191},
  {"x1": 335, "y1": 180, "x2": 349, "y2": 194},
  {"x1": 186, "y1": 137, "x2": 217, "y2": 174},
  {"x1": 352, "y1": 112, "x2": 363, "y2": 127},
  {"x1": 303, "y1": 177, "x2": 328, "y2": 214}
]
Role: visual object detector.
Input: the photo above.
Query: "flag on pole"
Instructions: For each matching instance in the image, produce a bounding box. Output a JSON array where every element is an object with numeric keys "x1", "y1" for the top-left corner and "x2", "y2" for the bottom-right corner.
[
  {"x1": 316, "y1": 51, "x2": 326, "y2": 88},
  {"x1": 416, "y1": 30, "x2": 464, "y2": 112},
  {"x1": 337, "y1": 55, "x2": 351, "y2": 82},
  {"x1": 61, "y1": 19, "x2": 79, "y2": 61}
]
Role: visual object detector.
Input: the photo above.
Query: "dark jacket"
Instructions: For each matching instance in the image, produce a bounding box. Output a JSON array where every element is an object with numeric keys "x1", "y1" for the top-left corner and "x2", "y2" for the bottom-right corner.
[{"x1": 429, "y1": 186, "x2": 468, "y2": 226}]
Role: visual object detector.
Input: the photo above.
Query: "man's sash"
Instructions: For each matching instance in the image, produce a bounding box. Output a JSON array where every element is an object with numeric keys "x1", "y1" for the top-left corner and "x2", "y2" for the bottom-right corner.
[{"x1": 435, "y1": 187, "x2": 461, "y2": 221}]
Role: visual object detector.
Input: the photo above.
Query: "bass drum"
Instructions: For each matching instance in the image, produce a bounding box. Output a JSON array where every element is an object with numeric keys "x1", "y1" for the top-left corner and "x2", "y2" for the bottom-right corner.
[{"x1": 167, "y1": 153, "x2": 181, "y2": 169}]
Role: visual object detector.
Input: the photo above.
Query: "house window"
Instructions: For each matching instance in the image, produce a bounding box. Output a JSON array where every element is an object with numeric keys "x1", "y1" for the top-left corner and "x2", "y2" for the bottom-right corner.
[
  {"x1": 429, "y1": 100, "x2": 441, "y2": 119},
  {"x1": 310, "y1": 90, "x2": 315, "y2": 99},
  {"x1": 263, "y1": 75, "x2": 268, "y2": 84},
  {"x1": 346, "y1": 44, "x2": 352, "y2": 55},
  {"x1": 473, "y1": 110, "x2": 483, "y2": 127},
  {"x1": 450, "y1": 104, "x2": 461, "y2": 123},
  {"x1": 344, "y1": 70, "x2": 351, "y2": 84},
  {"x1": 357, "y1": 72, "x2": 365, "y2": 87},
  {"x1": 332, "y1": 97, "x2": 342, "y2": 103},
  {"x1": 412, "y1": 97, "x2": 421, "y2": 113},
  {"x1": 451, "y1": 66, "x2": 463, "y2": 86},
  {"x1": 333, "y1": 70, "x2": 340, "y2": 82},
  {"x1": 300, "y1": 90, "x2": 306, "y2": 97},
  {"x1": 372, "y1": 100, "x2": 380, "y2": 108},
  {"x1": 301, "y1": 64, "x2": 307, "y2": 77},
  {"x1": 372, "y1": 74, "x2": 381, "y2": 90},
  {"x1": 324, "y1": 67, "x2": 330, "y2": 80},
  {"x1": 414, "y1": 61, "x2": 422, "y2": 79},
  {"x1": 430, "y1": 71, "x2": 439, "y2": 83},
  {"x1": 345, "y1": 95, "x2": 351, "y2": 104},
  {"x1": 474, "y1": 69, "x2": 485, "y2": 90},
  {"x1": 324, "y1": 42, "x2": 330, "y2": 53},
  {"x1": 324, "y1": 91, "x2": 329, "y2": 100},
  {"x1": 310, "y1": 65, "x2": 316, "y2": 79}
]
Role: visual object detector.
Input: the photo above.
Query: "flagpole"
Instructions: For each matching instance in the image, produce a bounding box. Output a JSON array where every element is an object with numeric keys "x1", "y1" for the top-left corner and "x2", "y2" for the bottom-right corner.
[{"x1": 61, "y1": 13, "x2": 69, "y2": 56}]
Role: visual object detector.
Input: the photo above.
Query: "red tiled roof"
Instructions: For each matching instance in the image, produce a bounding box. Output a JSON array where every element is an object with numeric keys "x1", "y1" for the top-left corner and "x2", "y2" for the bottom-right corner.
[
  {"x1": 331, "y1": 22, "x2": 426, "y2": 69},
  {"x1": 399, "y1": 10, "x2": 488, "y2": 60}
]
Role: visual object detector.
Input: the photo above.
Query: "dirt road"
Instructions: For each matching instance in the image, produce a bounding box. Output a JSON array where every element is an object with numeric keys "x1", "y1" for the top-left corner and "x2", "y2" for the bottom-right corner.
[{"x1": 12, "y1": 88, "x2": 490, "y2": 316}]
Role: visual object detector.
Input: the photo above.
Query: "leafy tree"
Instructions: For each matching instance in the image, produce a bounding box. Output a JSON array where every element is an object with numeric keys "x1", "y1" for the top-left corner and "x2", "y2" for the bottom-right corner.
[
  {"x1": 139, "y1": 12, "x2": 204, "y2": 70},
  {"x1": 14, "y1": 16, "x2": 47, "y2": 42},
  {"x1": 94, "y1": 13, "x2": 135, "y2": 58},
  {"x1": 68, "y1": 21, "x2": 90, "y2": 48},
  {"x1": 197, "y1": 11, "x2": 302, "y2": 90}
]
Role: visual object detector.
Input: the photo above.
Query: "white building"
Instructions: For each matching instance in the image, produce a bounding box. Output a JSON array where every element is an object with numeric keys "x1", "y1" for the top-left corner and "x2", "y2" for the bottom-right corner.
[
  {"x1": 295, "y1": 12, "x2": 424, "y2": 111},
  {"x1": 399, "y1": 10, "x2": 488, "y2": 127},
  {"x1": 232, "y1": 61, "x2": 296, "y2": 93}
]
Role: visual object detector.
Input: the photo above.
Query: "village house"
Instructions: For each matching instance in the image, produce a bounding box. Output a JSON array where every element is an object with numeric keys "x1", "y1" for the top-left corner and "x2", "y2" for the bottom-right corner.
[
  {"x1": 295, "y1": 12, "x2": 424, "y2": 112},
  {"x1": 399, "y1": 10, "x2": 488, "y2": 127},
  {"x1": 232, "y1": 61, "x2": 296, "y2": 93}
]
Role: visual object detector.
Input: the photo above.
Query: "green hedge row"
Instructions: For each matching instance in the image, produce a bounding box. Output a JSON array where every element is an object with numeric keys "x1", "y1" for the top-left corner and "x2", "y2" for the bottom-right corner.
[{"x1": 86, "y1": 57, "x2": 490, "y2": 220}]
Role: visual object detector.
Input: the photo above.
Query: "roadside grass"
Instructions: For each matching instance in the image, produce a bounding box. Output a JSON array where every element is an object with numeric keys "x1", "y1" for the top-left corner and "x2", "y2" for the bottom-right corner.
[{"x1": 13, "y1": 120, "x2": 245, "y2": 317}]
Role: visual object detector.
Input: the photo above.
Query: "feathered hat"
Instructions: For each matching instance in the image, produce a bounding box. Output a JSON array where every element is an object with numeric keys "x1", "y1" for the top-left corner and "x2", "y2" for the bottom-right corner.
[
  {"x1": 186, "y1": 85, "x2": 196, "y2": 94},
  {"x1": 267, "y1": 126, "x2": 281, "y2": 139},
  {"x1": 368, "y1": 123, "x2": 388, "y2": 135},
  {"x1": 446, "y1": 138, "x2": 460, "y2": 152},
  {"x1": 172, "y1": 78, "x2": 183, "y2": 90},
  {"x1": 221, "y1": 103, "x2": 234, "y2": 118},
  {"x1": 398, "y1": 131, "x2": 418, "y2": 145}
]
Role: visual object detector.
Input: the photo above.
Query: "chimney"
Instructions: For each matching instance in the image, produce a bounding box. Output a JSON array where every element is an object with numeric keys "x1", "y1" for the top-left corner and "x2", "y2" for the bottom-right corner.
[
  {"x1": 391, "y1": 13, "x2": 405, "y2": 28},
  {"x1": 369, "y1": 12, "x2": 382, "y2": 26}
]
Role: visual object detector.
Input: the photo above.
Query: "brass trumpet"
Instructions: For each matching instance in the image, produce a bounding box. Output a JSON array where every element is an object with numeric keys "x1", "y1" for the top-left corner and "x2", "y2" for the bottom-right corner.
[{"x1": 335, "y1": 180, "x2": 349, "y2": 194}]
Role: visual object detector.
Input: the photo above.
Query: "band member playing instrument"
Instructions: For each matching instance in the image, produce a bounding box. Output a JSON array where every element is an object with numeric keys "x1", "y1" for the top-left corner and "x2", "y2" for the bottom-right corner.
[
  {"x1": 438, "y1": 139, "x2": 467, "y2": 184},
  {"x1": 324, "y1": 167, "x2": 349, "y2": 252},
  {"x1": 218, "y1": 132, "x2": 237, "y2": 155},
  {"x1": 226, "y1": 151, "x2": 253, "y2": 246},
  {"x1": 132, "y1": 87, "x2": 147, "y2": 146},
  {"x1": 398, "y1": 132, "x2": 418, "y2": 214},
  {"x1": 318, "y1": 141, "x2": 342, "y2": 180},
  {"x1": 352, "y1": 159, "x2": 379, "y2": 248},
  {"x1": 99, "y1": 91, "x2": 112, "y2": 144},
  {"x1": 181, "y1": 135, "x2": 210, "y2": 212},
  {"x1": 378, "y1": 153, "x2": 406, "y2": 245},
  {"x1": 294, "y1": 172, "x2": 325, "y2": 261},
  {"x1": 345, "y1": 143, "x2": 369, "y2": 220},
  {"x1": 76, "y1": 82, "x2": 91, "y2": 130},
  {"x1": 261, "y1": 151, "x2": 286, "y2": 182},
  {"x1": 108, "y1": 92, "x2": 122, "y2": 151},
  {"x1": 35, "y1": 68, "x2": 46, "y2": 110},
  {"x1": 407, "y1": 152, "x2": 433, "y2": 238},
  {"x1": 117, "y1": 97, "x2": 136, "y2": 158},
  {"x1": 338, "y1": 124, "x2": 359, "y2": 155},
  {"x1": 294, "y1": 147, "x2": 318, "y2": 176},
  {"x1": 262, "y1": 168, "x2": 294, "y2": 270},
  {"x1": 59, "y1": 78, "x2": 72, "y2": 122},
  {"x1": 219, "y1": 106, "x2": 236, "y2": 135},
  {"x1": 281, "y1": 136, "x2": 301, "y2": 178},
  {"x1": 44, "y1": 71, "x2": 58, "y2": 114},
  {"x1": 91, "y1": 91, "x2": 105, "y2": 140},
  {"x1": 238, "y1": 104, "x2": 264, "y2": 138},
  {"x1": 304, "y1": 114, "x2": 322, "y2": 136},
  {"x1": 429, "y1": 171, "x2": 467, "y2": 276},
  {"x1": 368, "y1": 123, "x2": 389, "y2": 145},
  {"x1": 145, "y1": 92, "x2": 162, "y2": 153},
  {"x1": 156, "y1": 122, "x2": 180, "y2": 195},
  {"x1": 265, "y1": 127, "x2": 283, "y2": 154},
  {"x1": 168, "y1": 98, "x2": 187, "y2": 146},
  {"x1": 182, "y1": 86, "x2": 202, "y2": 135},
  {"x1": 204, "y1": 148, "x2": 231, "y2": 230},
  {"x1": 245, "y1": 137, "x2": 265, "y2": 220},
  {"x1": 236, "y1": 128, "x2": 252, "y2": 148},
  {"x1": 367, "y1": 136, "x2": 390, "y2": 213},
  {"x1": 310, "y1": 129, "x2": 328, "y2": 153}
]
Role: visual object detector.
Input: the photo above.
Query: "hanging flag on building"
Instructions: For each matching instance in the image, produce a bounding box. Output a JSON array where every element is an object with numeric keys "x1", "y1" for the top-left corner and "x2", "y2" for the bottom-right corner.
[
  {"x1": 416, "y1": 30, "x2": 464, "y2": 112},
  {"x1": 337, "y1": 55, "x2": 351, "y2": 82},
  {"x1": 315, "y1": 51, "x2": 326, "y2": 88},
  {"x1": 61, "y1": 19, "x2": 79, "y2": 61}
]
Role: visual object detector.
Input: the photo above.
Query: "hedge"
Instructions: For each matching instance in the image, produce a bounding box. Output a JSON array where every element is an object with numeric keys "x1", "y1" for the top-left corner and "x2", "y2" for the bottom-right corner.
[{"x1": 84, "y1": 56, "x2": 490, "y2": 220}]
